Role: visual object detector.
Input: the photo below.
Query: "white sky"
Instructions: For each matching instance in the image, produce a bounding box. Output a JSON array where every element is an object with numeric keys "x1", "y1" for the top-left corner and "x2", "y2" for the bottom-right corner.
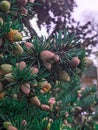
[
  {"x1": 73, "y1": 0, "x2": 98, "y2": 23},
  {"x1": 30, "y1": 15, "x2": 48, "y2": 38}
]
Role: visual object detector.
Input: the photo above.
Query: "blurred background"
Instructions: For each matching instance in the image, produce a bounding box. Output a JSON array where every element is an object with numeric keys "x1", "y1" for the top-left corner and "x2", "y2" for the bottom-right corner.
[{"x1": 73, "y1": 0, "x2": 98, "y2": 65}]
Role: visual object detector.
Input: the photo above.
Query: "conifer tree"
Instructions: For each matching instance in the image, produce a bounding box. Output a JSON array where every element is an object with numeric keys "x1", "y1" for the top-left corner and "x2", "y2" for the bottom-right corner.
[{"x1": 0, "y1": 1, "x2": 98, "y2": 130}]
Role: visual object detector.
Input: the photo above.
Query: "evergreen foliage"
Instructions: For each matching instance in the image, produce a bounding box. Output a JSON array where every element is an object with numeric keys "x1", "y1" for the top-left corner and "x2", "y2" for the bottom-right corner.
[{"x1": 0, "y1": 0, "x2": 98, "y2": 130}]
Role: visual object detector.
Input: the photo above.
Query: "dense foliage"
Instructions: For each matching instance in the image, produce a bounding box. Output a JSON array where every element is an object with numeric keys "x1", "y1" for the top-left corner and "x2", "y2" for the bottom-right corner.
[{"x1": 0, "y1": 0, "x2": 98, "y2": 130}]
